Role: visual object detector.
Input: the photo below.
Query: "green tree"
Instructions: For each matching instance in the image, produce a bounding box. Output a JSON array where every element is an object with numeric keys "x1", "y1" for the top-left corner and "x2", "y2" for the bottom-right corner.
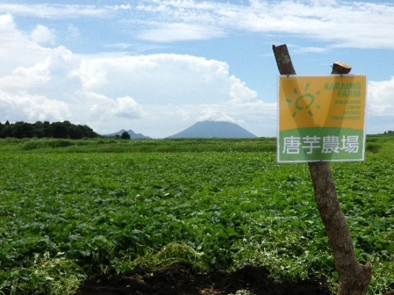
[
  {"x1": 33, "y1": 121, "x2": 45, "y2": 138},
  {"x1": 43, "y1": 121, "x2": 52, "y2": 137},
  {"x1": 120, "y1": 131, "x2": 130, "y2": 139},
  {"x1": 0, "y1": 121, "x2": 12, "y2": 138},
  {"x1": 69, "y1": 125, "x2": 84, "y2": 139},
  {"x1": 12, "y1": 122, "x2": 35, "y2": 138},
  {"x1": 79, "y1": 125, "x2": 97, "y2": 138},
  {"x1": 0, "y1": 120, "x2": 100, "y2": 139},
  {"x1": 51, "y1": 122, "x2": 70, "y2": 138}
]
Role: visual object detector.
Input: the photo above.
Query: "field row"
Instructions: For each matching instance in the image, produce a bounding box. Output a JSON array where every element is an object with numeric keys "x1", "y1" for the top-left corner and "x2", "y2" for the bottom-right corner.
[{"x1": 0, "y1": 137, "x2": 393, "y2": 294}]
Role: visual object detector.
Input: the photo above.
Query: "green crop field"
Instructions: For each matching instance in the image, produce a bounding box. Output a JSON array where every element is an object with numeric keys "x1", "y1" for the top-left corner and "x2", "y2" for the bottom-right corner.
[{"x1": 0, "y1": 136, "x2": 393, "y2": 294}]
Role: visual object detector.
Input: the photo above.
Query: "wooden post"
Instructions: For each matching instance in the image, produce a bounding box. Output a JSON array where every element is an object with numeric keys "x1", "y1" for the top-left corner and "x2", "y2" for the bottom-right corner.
[{"x1": 273, "y1": 44, "x2": 372, "y2": 295}]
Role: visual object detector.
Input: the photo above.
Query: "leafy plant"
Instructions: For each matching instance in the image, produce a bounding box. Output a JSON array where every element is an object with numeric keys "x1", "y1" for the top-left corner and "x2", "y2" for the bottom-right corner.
[
  {"x1": 0, "y1": 136, "x2": 393, "y2": 294},
  {"x1": 0, "y1": 252, "x2": 85, "y2": 295}
]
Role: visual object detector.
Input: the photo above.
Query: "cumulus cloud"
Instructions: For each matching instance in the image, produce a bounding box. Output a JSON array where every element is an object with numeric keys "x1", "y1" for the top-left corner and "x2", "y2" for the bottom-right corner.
[
  {"x1": 30, "y1": 24, "x2": 56, "y2": 44},
  {"x1": 75, "y1": 53, "x2": 256, "y2": 107},
  {"x1": 112, "y1": 96, "x2": 144, "y2": 119},
  {"x1": 0, "y1": 15, "x2": 53, "y2": 76},
  {"x1": 71, "y1": 91, "x2": 143, "y2": 124},
  {"x1": 0, "y1": 62, "x2": 50, "y2": 89},
  {"x1": 229, "y1": 77, "x2": 257, "y2": 104},
  {"x1": 368, "y1": 78, "x2": 394, "y2": 117},
  {"x1": 0, "y1": 45, "x2": 81, "y2": 108},
  {"x1": 0, "y1": 14, "x2": 267, "y2": 136},
  {"x1": 0, "y1": 15, "x2": 144, "y2": 129},
  {"x1": 0, "y1": 90, "x2": 70, "y2": 122}
]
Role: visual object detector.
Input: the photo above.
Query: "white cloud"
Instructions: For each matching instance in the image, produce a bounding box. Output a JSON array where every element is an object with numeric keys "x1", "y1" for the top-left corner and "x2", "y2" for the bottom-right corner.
[
  {"x1": 229, "y1": 77, "x2": 257, "y2": 103},
  {"x1": 75, "y1": 53, "x2": 256, "y2": 107},
  {"x1": 198, "y1": 110, "x2": 237, "y2": 123},
  {"x1": 78, "y1": 60, "x2": 108, "y2": 89},
  {"x1": 0, "y1": 4, "x2": 107, "y2": 18},
  {"x1": 138, "y1": 23, "x2": 225, "y2": 42},
  {"x1": 0, "y1": 45, "x2": 80, "y2": 97},
  {"x1": 0, "y1": 15, "x2": 52, "y2": 75},
  {"x1": 30, "y1": 24, "x2": 56, "y2": 44},
  {"x1": 0, "y1": 14, "x2": 269, "y2": 137},
  {"x1": 112, "y1": 96, "x2": 144, "y2": 119},
  {"x1": 0, "y1": 15, "x2": 144, "y2": 129},
  {"x1": 112, "y1": 4, "x2": 132, "y2": 11},
  {"x1": 71, "y1": 91, "x2": 143, "y2": 126},
  {"x1": 292, "y1": 46, "x2": 328, "y2": 54},
  {"x1": 2, "y1": 2, "x2": 394, "y2": 49},
  {"x1": 134, "y1": 0, "x2": 394, "y2": 49},
  {"x1": 368, "y1": 78, "x2": 394, "y2": 117},
  {"x1": 0, "y1": 90, "x2": 70, "y2": 122},
  {"x1": 0, "y1": 62, "x2": 50, "y2": 89},
  {"x1": 68, "y1": 24, "x2": 80, "y2": 37}
]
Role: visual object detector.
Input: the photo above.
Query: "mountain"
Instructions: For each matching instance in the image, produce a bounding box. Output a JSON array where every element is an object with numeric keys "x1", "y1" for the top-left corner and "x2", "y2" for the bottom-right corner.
[
  {"x1": 104, "y1": 129, "x2": 151, "y2": 139},
  {"x1": 167, "y1": 120, "x2": 257, "y2": 138}
]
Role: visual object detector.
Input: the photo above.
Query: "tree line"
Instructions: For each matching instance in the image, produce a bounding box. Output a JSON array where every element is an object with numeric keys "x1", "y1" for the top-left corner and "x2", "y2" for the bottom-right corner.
[{"x1": 0, "y1": 121, "x2": 100, "y2": 139}]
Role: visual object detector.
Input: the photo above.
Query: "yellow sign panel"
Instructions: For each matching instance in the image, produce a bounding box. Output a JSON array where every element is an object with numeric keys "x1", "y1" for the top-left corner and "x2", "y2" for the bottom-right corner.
[
  {"x1": 278, "y1": 75, "x2": 366, "y2": 162},
  {"x1": 279, "y1": 75, "x2": 366, "y2": 131}
]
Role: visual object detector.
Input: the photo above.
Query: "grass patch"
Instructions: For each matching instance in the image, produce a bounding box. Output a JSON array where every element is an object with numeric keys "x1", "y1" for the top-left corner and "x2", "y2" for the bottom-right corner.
[
  {"x1": 0, "y1": 252, "x2": 85, "y2": 295},
  {"x1": 128, "y1": 242, "x2": 209, "y2": 273}
]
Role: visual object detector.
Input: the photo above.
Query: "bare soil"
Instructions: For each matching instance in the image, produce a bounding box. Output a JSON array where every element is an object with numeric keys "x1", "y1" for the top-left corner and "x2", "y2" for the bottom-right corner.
[{"x1": 76, "y1": 262, "x2": 333, "y2": 295}]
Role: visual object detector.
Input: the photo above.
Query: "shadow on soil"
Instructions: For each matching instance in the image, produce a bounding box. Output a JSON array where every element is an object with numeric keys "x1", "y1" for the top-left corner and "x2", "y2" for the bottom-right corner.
[{"x1": 76, "y1": 262, "x2": 333, "y2": 295}]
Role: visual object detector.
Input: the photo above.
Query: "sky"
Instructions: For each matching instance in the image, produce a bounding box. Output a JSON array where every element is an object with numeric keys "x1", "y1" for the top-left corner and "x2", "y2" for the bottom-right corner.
[{"x1": 0, "y1": 0, "x2": 393, "y2": 138}]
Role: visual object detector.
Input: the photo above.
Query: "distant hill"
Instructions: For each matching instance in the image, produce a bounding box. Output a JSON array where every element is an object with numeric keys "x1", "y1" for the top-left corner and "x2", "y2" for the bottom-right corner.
[
  {"x1": 104, "y1": 129, "x2": 151, "y2": 139},
  {"x1": 167, "y1": 120, "x2": 257, "y2": 138}
]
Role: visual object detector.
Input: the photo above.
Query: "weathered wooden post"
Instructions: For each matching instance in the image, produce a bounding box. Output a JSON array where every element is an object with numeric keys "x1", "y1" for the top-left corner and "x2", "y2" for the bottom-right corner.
[{"x1": 273, "y1": 44, "x2": 372, "y2": 295}]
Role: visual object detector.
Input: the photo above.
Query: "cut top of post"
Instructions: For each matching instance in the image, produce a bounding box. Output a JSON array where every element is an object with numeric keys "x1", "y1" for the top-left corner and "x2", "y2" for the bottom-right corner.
[{"x1": 332, "y1": 61, "x2": 352, "y2": 74}]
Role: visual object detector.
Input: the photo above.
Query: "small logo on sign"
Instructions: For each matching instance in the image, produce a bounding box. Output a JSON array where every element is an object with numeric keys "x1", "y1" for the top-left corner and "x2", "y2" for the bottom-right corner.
[{"x1": 286, "y1": 83, "x2": 321, "y2": 118}]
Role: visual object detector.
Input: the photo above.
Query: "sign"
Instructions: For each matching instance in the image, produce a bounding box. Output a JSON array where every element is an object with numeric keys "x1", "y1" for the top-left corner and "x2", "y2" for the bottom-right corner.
[{"x1": 278, "y1": 75, "x2": 366, "y2": 163}]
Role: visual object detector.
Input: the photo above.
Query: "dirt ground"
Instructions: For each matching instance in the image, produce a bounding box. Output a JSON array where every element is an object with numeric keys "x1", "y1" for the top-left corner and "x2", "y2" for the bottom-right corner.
[{"x1": 76, "y1": 262, "x2": 333, "y2": 295}]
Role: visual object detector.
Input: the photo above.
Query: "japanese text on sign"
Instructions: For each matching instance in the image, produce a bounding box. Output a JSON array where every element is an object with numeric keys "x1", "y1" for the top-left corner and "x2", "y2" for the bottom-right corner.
[{"x1": 282, "y1": 135, "x2": 360, "y2": 155}]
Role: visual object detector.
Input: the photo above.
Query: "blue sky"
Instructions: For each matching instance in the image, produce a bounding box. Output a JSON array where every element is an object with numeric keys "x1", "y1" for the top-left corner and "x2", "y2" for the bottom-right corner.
[{"x1": 0, "y1": 0, "x2": 393, "y2": 137}]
